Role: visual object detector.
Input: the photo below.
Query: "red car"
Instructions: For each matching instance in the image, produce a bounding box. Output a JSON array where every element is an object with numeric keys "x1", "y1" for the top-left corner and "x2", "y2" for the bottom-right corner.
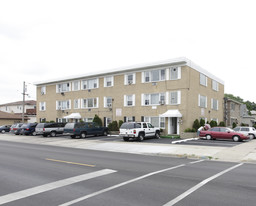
[{"x1": 199, "y1": 127, "x2": 249, "y2": 142}]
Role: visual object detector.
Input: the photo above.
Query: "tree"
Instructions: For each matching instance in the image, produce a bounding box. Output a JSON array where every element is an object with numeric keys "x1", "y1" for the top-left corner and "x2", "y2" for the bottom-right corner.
[
  {"x1": 200, "y1": 118, "x2": 205, "y2": 127},
  {"x1": 93, "y1": 114, "x2": 102, "y2": 126}
]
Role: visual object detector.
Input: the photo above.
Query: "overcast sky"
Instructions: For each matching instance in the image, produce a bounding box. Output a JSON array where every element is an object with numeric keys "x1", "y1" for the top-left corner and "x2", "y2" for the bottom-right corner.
[{"x1": 0, "y1": 0, "x2": 255, "y2": 105}]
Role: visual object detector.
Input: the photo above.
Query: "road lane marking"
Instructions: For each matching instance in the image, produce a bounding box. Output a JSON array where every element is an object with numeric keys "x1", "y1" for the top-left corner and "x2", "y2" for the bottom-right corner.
[
  {"x1": 172, "y1": 138, "x2": 199, "y2": 144},
  {"x1": 163, "y1": 163, "x2": 244, "y2": 206},
  {"x1": 0, "y1": 169, "x2": 116, "y2": 205},
  {"x1": 59, "y1": 160, "x2": 204, "y2": 206},
  {"x1": 46, "y1": 158, "x2": 95, "y2": 167}
]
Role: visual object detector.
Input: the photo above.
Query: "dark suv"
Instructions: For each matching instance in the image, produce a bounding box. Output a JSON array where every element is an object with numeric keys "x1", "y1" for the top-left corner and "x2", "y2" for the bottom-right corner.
[
  {"x1": 19, "y1": 123, "x2": 38, "y2": 136},
  {"x1": 64, "y1": 122, "x2": 108, "y2": 138},
  {"x1": 35, "y1": 122, "x2": 66, "y2": 137}
]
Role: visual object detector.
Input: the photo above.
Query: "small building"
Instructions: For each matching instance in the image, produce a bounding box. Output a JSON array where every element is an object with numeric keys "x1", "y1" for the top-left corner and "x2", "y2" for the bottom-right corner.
[
  {"x1": 0, "y1": 100, "x2": 37, "y2": 123},
  {"x1": 34, "y1": 57, "x2": 225, "y2": 135},
  {"x1": 0, "y1": 111, "x2": 29, "y2": 125}
]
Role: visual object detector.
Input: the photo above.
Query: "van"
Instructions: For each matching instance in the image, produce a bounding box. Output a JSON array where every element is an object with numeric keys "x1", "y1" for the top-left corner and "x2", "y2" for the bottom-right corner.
[
  {"x1": 64, "y1": 122, "x2": 108, "y2": 138},
  {"x1": 35, "y1": 122, "x2": 66, "y2": 137}
]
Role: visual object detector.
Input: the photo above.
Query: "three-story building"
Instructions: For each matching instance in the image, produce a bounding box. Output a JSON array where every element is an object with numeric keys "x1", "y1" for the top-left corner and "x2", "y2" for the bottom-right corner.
[{"x1": 34, "y1": 57, "x2": 224, "y2": 135}]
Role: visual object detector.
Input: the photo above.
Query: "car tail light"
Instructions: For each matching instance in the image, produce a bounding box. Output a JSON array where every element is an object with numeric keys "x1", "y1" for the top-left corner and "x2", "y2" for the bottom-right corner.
[
  {"x1": 26, "y1": 128, "x2": 29, "y2": 131},
  {"x1": 43, "y1": 128, "x2": 45, "y2": 131},
  {"x1": 73, "y1": 129, "x2": 75, "y2": 132},
  {"x1": 133, "y1": 130, "x2": 136, "y2": 134}
]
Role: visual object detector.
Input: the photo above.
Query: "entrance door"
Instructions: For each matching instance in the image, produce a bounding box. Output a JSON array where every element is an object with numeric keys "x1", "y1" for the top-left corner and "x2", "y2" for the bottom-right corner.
[{"x1": 169, "y1": 117, "x2": 177, "y2": 134}]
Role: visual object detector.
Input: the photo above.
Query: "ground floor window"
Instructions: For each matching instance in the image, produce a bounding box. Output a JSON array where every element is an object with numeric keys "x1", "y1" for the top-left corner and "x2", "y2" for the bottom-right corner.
[
  {"x1": 144, "y1": 116, "x2": 165, "y2": 128},
  {"x1": 83, "y1": 118, "x2": 93, "y2": 122}
]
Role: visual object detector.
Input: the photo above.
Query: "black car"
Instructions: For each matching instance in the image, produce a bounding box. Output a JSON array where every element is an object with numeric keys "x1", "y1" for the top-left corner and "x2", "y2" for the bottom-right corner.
[
  {"x1": 19, "y1": 123, "x2": 38, "y2": 136},
  {"x1": 64, "y1": 122, "x2": 108, "y2": 138},
  {"x1": 0, "y1": 125, "x2": 11, "y2": 133}
]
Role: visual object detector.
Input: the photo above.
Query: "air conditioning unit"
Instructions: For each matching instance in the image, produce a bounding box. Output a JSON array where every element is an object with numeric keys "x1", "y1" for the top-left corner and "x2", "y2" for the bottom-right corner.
[
  {"x1": 107, "y1": 103, "x2": 112, "y2": 108},
  {"x1": 159, "y1": 100, "x2": 165, "y2": 105},
  {"x1": 41, "y1": 92, "x2": 45, "y2": 95},
  {"x1": 128, "y1": 80, "x2": 133, "y2": 85}
]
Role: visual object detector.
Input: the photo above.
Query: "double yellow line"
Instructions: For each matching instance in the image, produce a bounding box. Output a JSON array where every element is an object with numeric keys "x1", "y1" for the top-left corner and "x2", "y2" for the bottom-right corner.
[{"x1": 46, "y1": 158, "x2": 95, "y2": 167}]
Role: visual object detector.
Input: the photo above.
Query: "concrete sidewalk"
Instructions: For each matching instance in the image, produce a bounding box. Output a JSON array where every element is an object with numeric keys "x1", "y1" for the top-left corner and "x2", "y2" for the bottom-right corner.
[{"x1": 0, "y1": 134, "x2": 256, "y2": 163}]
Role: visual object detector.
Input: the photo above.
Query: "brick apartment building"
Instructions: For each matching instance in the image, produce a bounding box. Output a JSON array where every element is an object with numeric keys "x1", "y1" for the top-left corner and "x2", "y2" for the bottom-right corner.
[{"x1": 34, "y1": 57, "x2": 224, "y2": 135}]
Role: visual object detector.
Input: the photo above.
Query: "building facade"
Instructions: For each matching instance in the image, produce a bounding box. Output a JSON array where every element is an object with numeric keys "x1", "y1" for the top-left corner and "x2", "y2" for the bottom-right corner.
[{"x1": 34, "y1": 58, "x2": 224, "y2": 135}]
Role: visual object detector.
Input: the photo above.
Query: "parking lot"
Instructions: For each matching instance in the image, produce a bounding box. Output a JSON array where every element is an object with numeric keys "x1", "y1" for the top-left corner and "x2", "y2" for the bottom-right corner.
[{"x1": 1, "y1": 132, "x2": 248, "y2": 148}]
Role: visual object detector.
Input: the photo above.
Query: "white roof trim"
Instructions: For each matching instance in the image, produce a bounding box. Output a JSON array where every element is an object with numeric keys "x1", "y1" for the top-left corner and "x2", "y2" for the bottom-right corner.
[{"x1": 34, "y1": 57, "x2": 224, "y2": 85}]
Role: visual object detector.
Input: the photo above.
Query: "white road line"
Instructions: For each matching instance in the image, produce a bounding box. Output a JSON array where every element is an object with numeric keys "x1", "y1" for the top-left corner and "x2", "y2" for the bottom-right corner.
[
  {"x1": 163, "y1": 163, "x2": 243, "y2": 206},
  {"x1": 172, "y1": 138, "x2": 199, "y2": 144},
  {"x1": 59, "y1": 160, "x2": 204, "y2": 206},
  {"x1": 0, "y1": 169, "x2": 116, "y2": 205}
]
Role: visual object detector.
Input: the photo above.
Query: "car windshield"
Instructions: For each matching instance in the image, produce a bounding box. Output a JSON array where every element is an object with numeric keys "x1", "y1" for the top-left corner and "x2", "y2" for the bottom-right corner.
[{"x1": 21, "y1": 124, "x2": 28, "y2": 128}]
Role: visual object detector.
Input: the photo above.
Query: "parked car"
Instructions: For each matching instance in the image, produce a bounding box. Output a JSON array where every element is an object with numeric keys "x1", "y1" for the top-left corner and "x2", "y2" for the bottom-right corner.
[
  {"x1": 199, "y1": 127, "x2": 249, "y2": 142},
  {"x1": 233, "y1": 127, "x2": 256, "y2": 139},
  {"x1": 0, "y1": 125, "x2": 11, "y2": 133},
  {"x1": 64, "y1": 122, "x2": 108, "y2": 138},
  {"x1": 35, "y1": 122, "x2": 66, "y2": 137},
  {"x1": 119, "y1": 122, "x2": 161, "y2": 141},
  {"x1": 9, "y1": 123, "x2": 23, "y2": 135},
  {"x1": 19, "y1": 123, "x2": 38, "y2": 136}
]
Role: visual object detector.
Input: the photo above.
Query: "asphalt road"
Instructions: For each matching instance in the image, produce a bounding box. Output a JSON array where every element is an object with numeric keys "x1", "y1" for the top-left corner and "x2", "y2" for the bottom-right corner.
[{"x1": 0, "y1": 140, "x2": 255, "y2": 206}]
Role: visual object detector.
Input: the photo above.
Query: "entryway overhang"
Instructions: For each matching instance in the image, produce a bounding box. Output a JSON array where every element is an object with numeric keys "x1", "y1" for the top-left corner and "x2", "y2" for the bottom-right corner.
[
  {"x1": 160, "y1": 110, "x2": 182, "y2": 118},
  {"x1": 64, "y1": 113, "x2": 81, "y2": 119}
]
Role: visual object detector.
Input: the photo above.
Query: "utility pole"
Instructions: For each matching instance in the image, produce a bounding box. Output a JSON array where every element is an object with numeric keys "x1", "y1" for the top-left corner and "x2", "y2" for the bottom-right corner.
[{"x1": 22, "y1": 81, "x2": 26, "y2": 123}]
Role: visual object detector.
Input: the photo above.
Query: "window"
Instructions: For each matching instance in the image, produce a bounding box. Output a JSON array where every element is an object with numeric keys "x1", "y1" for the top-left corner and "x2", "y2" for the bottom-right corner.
[
  {"x1": 82, "y1": 78, "x2": 98, "y2": 90},
  {"x1": 170, "y1": 67, "x2": 181, "y2": 80},
  {"x1": 211, "y1": 99, "x2": 218, "y2": 110},
  {"x1": 104, "y1": 97, "x2": 113, "y2": 108},
  {"x1": 200, "y1": 73, "x2": 207, "y2": 86},
  {"x1": 83, "y1": 118, "x2": 93, "y2": 122},
  {"x1": 41, "y1": 86, "x2": 46, "y2": 95},
  {"x1": 39, "y1": 102, "x2": 46, "y2": 111},
  {"x1": 72, "y1": 81, "x2": 80, "y2": 91},
  {"x1": 142, "y1": 93, "x2": 165, "y2": 106},
  {"x1": 74, "y1": 99, "x2": 80, "y2": 109},
  {"x1": 170, "y1": 91, "x2": 181, "y2": 105},
  {"x1": 56, "y1": 100, "x2": 71, "y2": 110},
  {"x1": 56, "y1": 83, "x2": 70, "y2": 93},
  {"x1": 124, "y1": 95, "x2": 135, "y2": 106},
  {"x1": 144, "y1": 116, "x2": 165, "y2": 128},
  {"x1": 199, "y1": 94, "x2": 207, "y2": 108},
  {"x1": 212, "y1": 80, "x2": 219, "y2": 91},
  {"x1": 124, "y1": 73, "x2": 136, "y2": 85},
  {"x1": 142, "y1": 69, "x2": 166, "y2": 83},
  {"x1": 82, "y1": 98, "x2": 98, "y2": 108},
  {"x1": 104, "y1": 76, "x2": 114, "y2": 87},
  {"x1": 231, "y1": 103, "x2": 236, "y2": 111}
]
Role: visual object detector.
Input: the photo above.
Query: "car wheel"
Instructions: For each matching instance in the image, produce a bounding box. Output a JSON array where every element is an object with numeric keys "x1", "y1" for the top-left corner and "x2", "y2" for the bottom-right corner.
[
  {"x1": 123, "y1": 137, "x2": 129, "y2": 141},
  {"x1": 155, "y1": 131, "x2": 160, "y2": 139},
  {"x1": 32, "y1": 132, "x2": 37, "y2": 136},
  {"x1": 137, "y1": 133, "x2": 144, "y2": 142},
  {"x1": 102, "y1": 130, "x2": 108, "y2": 136},
  {"x1": 206, "y1": 134, "x2": 212, "y2": 140},
  {"x1": 249, "y1": 134, "x2": 255, "y2": 140},
  {"x1": 233, "y1": 135, "x2": 240, "y2": 142},
  {"x1": 50, "y1": 131, "x2": 56, "y2": 137},
  {"x1": 1, "y1": 130, "x2": 5, "y2": 134},
  {"x1": 80, "y1": 132, "x2": 87, "y2": 138}
]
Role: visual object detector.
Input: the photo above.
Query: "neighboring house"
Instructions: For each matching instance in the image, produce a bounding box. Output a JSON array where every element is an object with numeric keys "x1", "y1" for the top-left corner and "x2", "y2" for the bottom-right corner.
[
  {"x1": 0, "y1": 100, "x2": 37, "y2": 123},
  {"x1": 34, "y1": 57, "x2": 224, "y2": 135},
  {"x1": 0, "y1": 111, "x2": 29, "y2": 125},
  {"x1": 224, "y1": 98, "x2": 255, "y2": 127}
]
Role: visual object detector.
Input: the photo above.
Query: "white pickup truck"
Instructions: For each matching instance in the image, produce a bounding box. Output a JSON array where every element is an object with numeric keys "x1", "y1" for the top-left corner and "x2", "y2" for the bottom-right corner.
[{"x1": 119, "y1": 122, "x2": 161, "y2": 141}]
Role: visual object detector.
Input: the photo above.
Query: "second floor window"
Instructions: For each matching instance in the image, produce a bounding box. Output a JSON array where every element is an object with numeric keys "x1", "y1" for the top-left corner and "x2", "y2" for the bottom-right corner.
[
  {"x1": 39, "y1": 102, "x2": 46, "y2": 111},
  {"x1": 199, "y1": 94, "x2": 207, "y2": 108},
  {"x1": 143, "y1": 93, "x2": 165, "y2": 105},
  {"x1": 104, "y1": 97, "x2": 113, "y2": 108},
  {"x1": 170, "y1": 91, "x2": 181, "y2": 105},
  {"x1": 82, "y1": 98, "x2": 98, "y2": 108},
  {"x1": 124, "y1": 95, "x2": 135, "y2": 106},
  {"x1": 211, "y1": 99, "x2": 218, "y2": 110},
  {"x1": 74, "y1": 99, "x2": 80, "y2": 109},
  {"x1": 56, "y1": 100, "x2": 71, "y2": 110}
]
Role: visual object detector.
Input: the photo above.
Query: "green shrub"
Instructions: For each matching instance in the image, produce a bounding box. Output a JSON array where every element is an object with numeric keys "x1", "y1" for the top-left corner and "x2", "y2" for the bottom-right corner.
[
  {"x1": 210, "y1": 120, "x2": 218, "y2": 128},
  {"x1": 108, "y1": 121, "x2": 119, "y2": 131},
  {"x1": 219, "y1": 121, "x2": 225, "y2": 127},
  {"x1": 193, "y1": 119, "x2": 200, "y2": 131},
  {"x1": 232, "y1": 122, "x2": 237, "y2": 128},
  {"x1": 118, "y1": 120, "x2": 124, "y2": 128},
  {"x1": 93, "y1": 114, "x2": 102, "y2": 126},
  {"x1": 200, "y1": 119, "x2": 205, "y2": 127}
]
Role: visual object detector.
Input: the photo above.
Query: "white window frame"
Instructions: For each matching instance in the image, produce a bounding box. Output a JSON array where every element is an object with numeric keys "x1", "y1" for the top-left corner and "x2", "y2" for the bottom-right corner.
[
  {"x1": 74, "y1": 99, "x2": 80, "y2": 109},
  {"x1": 170, "y1": 67, "x2": 181, "y2": 80},
  {"x1": 212, "y1": 80, "x2": 219, "y2": 91},
  {"x1": 56, "y1": 82, "x2": 70, "y2": 93},
  {"x1": 81, "y1": 98, "x2": 99, "y2": 109},
  {"x1": 211, "y1": 98, "x2": 219, "y2": 110},
  {"x1": 142, "y1": 69, "x2": 166, "y2": 83},
  {"x1": 41, "y1": 86, "x2": 46, "y2": 95},
  {"x1": 142, "y1": 93, "x2": 165, "y2": 106},
  {"x1": 56, "y1": 100, "x2": 71, "y2": 110},
  {"x1": 104, "y1": 76, "x2": 114, "y2": 87},
  {"x1": 72, "y1": 81, "x2": 80, "y2": 91},
  {"x1": 124, "y1": 94, "x2": 135, "y2": 107},
  {"x1": 39, "y1": 102, "x2": 46, "y2": 111},
  {"x1": 104, "y1": 97, "x2": 113, "y2": 108},
  {"x1": 170, "y1": 91, "x2": 181, "y2": 105},
  {"x1": 81, "y1": 78, "x2": 99, "y2": 90},
  {"x1": 198, "y1": 94, "x2": 207, "y2": 108},
  {"x1": 200, "y1": 73, "x2": 207, "y2": 86},
  {"x1": 124, "y1": 73, "x2": 136, "y2": 85}
]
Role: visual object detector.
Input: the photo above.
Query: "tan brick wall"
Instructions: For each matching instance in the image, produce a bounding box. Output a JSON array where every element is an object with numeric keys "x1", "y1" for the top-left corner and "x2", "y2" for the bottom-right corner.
[{"x1": 36, "y1": 65, "x2": 224, "y2": 134}]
